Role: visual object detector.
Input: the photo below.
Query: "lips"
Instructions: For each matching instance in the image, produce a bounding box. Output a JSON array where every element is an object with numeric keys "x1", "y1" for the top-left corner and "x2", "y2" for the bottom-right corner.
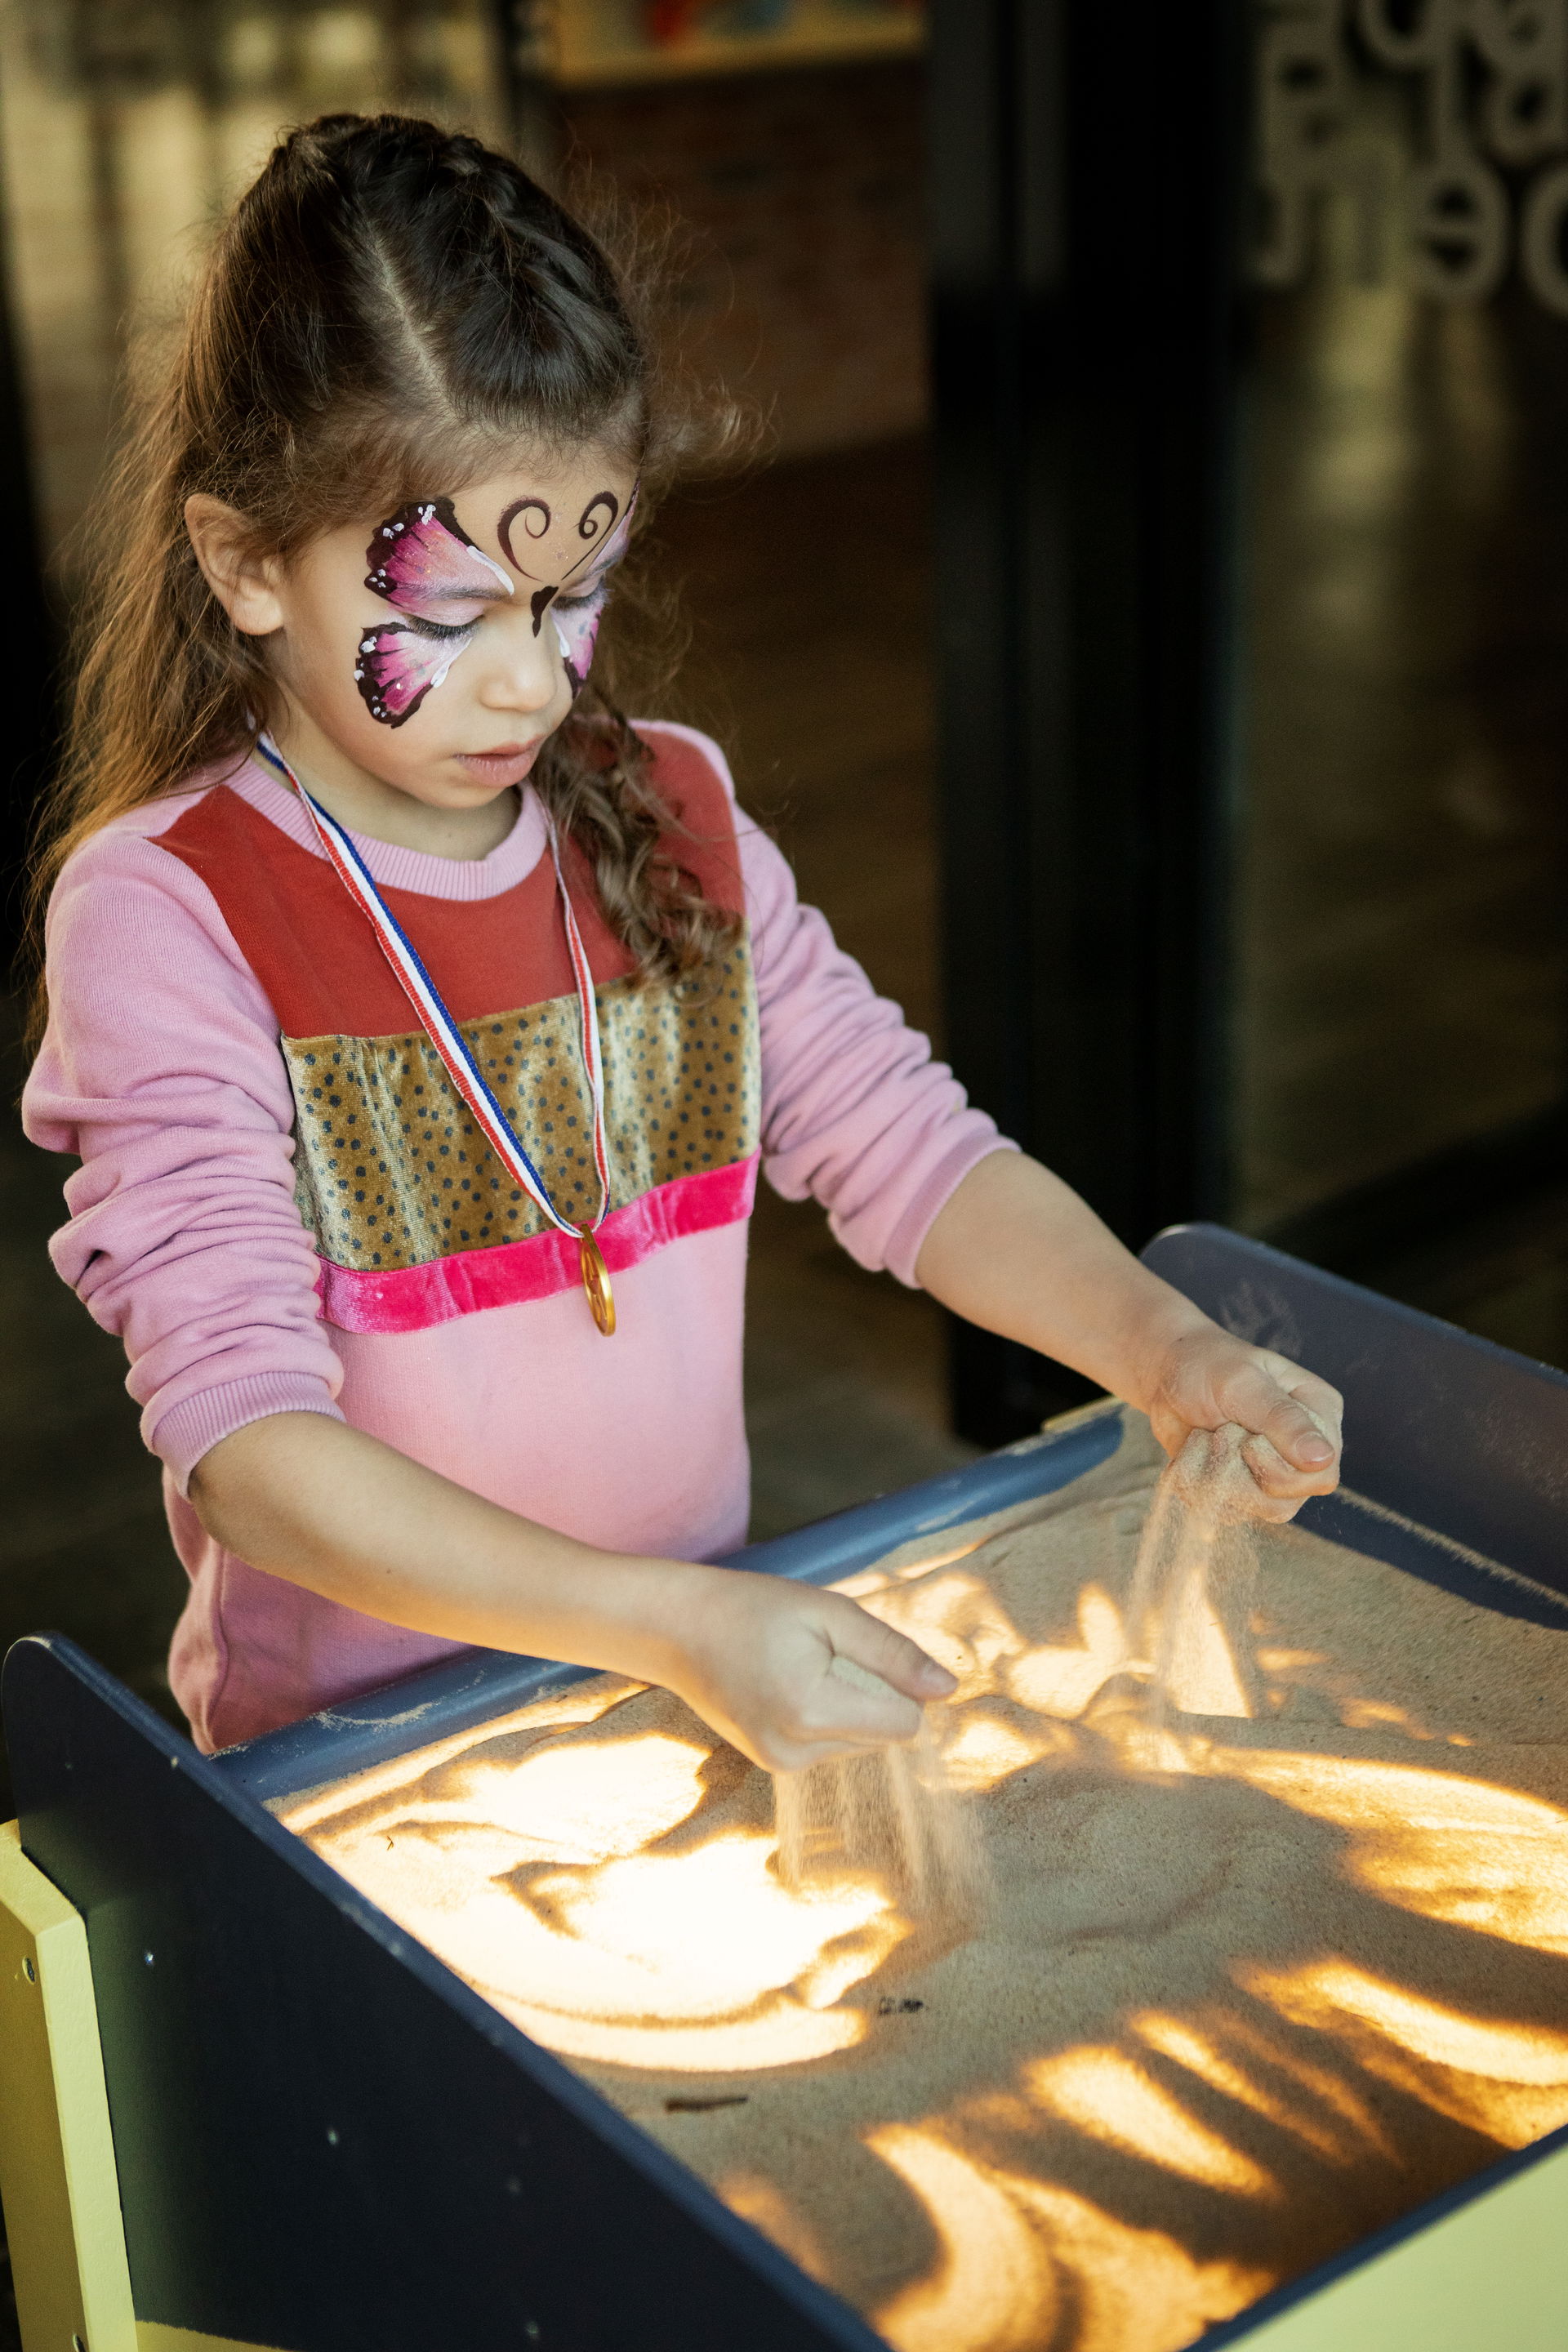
[{"x1": 457, "y1": 742, "x2": 541, "y2": 782}]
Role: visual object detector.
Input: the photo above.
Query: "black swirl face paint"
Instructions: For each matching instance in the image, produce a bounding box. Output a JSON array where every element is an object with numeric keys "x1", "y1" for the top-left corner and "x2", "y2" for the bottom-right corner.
[
  {"x1": 576, "y1": 491, "x2": 621, "y2": 550},
  {"x1": 495, "y1": 484, "x2": 639, "y2": 691},
  {"x1": 497, "y1": 496, "x2": 552, "y2": 572}
]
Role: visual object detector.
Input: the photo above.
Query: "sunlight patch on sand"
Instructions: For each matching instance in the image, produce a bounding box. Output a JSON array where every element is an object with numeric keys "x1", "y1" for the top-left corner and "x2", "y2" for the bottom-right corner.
[
  {"x1": 1026, "y1": 2050, "x2": 1280, "y2": 2198},
  {"x1": 869, "y1": 2125, "x2": 1269, "y2": 2352}
]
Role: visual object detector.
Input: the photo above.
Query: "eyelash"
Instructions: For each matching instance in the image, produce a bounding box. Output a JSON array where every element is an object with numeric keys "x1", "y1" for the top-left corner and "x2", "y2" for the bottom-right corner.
[{"x1": 403, "y1": 614, "x2": 478, "y2": 641}]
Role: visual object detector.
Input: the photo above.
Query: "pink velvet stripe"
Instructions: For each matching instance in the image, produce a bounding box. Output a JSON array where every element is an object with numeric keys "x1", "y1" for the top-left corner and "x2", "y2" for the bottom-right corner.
[{"x1": 316, "y1": 1152, "x2": 760, "y2": 1334}]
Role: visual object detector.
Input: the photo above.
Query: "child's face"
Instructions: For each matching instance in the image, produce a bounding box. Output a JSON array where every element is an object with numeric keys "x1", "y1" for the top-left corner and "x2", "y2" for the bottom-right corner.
[{"x1": 203, "y1": 443, "x2": 639, "y2": 813}]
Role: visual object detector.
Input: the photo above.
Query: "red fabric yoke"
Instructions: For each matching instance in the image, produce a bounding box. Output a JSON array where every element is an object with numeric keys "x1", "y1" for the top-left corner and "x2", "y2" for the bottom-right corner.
[{"x1": 157, "y1": 730, "x2": 743, "y2": 1037}]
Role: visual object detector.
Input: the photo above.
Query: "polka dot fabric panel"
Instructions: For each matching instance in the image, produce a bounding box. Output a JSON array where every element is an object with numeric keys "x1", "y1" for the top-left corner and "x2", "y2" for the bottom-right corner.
[{"x1": 283, "y1": 938, "x2": 760, "y2": 1272}]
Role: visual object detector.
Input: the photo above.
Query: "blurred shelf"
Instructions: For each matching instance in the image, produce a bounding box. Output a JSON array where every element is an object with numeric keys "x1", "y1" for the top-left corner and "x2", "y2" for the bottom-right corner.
[{"x1": 523, "y1": 2, "x2": 924, "y2": 89}]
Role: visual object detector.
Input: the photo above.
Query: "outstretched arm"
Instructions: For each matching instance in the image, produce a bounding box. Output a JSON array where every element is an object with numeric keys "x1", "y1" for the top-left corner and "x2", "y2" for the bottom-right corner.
[
  {"x1": 190, "y1": 1412, "x2": 956, "y2": 1772},
  {"x1": 915, "y1": 1152, "x2": 1342, "y2": 1503}
]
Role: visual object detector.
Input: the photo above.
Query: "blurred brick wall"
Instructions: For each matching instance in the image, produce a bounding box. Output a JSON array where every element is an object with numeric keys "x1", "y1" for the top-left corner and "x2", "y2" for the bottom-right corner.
[{"x1": 562, "y1": 58, "x2": 927, "y2": 457}]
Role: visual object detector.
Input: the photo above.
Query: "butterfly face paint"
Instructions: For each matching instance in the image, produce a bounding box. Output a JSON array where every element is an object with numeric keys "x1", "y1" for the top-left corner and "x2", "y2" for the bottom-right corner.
[
  {"x1": 496, "y1": 483, "x2": 639, "y2": 697},
  {"x1": 353, "y1": 621, "x2": 471, "y2": 728},
  {"x1": 355, "y1": 497, "x2": 512, "y2": 728}
]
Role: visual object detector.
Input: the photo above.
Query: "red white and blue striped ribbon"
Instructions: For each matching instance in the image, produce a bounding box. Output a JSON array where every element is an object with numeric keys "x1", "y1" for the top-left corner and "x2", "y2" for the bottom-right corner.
[{"x1": 255, "y1": 733, "x2": 611, "y2": 1242}]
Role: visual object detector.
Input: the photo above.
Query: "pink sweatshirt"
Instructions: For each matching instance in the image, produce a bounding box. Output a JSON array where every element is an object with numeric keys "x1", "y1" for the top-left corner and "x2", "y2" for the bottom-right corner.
[{"x1": 24, "y1": 723, "x2": 1009, "y2": 1750}]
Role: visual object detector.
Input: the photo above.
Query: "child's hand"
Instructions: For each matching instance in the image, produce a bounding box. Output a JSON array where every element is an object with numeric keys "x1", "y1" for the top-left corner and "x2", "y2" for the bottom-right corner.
[
  {"x1": 1143, "y1": 1326, "x2": 1343, "y2": 1508},
  {"x1": 663, "y1": 1567, "x2": 957, "y2": 1774}
]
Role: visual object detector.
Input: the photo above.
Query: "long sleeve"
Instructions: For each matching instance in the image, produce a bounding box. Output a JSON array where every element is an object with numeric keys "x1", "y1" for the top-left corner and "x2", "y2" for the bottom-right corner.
[
  {"x1": 723, "y1": 772, "x2": 1015, "y2": 1284},
  {"x1": 23, "y1": 817, "x2": 345, "y2": 1491}
]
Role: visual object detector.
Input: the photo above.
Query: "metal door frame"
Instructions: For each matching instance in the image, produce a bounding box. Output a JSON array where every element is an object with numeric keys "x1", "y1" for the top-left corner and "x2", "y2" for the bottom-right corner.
[{"x1": 929, "y1": 0, "x2": 1245, "y2": 1441}]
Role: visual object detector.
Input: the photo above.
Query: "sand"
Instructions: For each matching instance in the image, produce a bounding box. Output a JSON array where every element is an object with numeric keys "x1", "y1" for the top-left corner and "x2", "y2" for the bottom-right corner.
[
  {"x1": 774, "y1": 1655, "x2": 991, "y2": 1931},
  {"x1": 283, "y1": 1414, "x2": 1568, "y2": 2352}
]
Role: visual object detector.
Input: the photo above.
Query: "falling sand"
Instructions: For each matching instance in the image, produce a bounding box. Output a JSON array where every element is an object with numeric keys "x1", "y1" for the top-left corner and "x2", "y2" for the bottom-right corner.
[
  {"x1": 770, "y1": 1420, "x2": 1300, "y2": 1934},
  {"x1": 283, "y1": 1414, "x2": 1568, "y2": 2352},
  {"x1": 1124, "y1": 1418, "x2": 1306, "y2": 1731},
  {"x1": 774, "y1": 1655, "x2": 991, "y2": 1935}
]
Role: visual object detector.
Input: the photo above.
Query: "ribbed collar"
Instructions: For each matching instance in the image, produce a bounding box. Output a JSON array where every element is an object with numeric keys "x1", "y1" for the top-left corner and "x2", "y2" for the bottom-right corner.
[{"x1": 225, "y1": 753, "x2": 549, "y2": 903}]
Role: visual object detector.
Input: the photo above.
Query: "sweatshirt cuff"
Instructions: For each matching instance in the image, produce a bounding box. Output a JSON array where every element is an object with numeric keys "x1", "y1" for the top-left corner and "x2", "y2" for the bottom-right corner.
[
  {"x1": 151, "y1": 1374, "x2": 346, "y2": 1496},
  {"x1": 873, "y1": 1130, "x2": 1022, "y2": 1289}
]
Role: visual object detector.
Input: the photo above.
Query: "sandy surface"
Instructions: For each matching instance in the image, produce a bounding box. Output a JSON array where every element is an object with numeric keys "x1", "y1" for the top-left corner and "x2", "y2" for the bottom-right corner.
[{"x1": 284, "y1": 1416, "x2": 1568, "y2": 2352}]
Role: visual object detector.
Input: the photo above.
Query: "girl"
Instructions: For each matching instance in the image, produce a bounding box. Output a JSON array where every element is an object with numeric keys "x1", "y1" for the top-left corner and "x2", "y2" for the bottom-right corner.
[{"x1": 24, "y1": 115, "x2": 1342, "y2": 1771}]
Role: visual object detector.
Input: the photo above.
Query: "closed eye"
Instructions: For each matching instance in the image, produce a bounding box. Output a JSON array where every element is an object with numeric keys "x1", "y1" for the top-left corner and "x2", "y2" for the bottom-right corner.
[
  {"x1": 381, "y1": 589, "x2": 498, "y2": 629},
  {"x1": 398, "y1": 612, "x2": 479, "y2": 640}
]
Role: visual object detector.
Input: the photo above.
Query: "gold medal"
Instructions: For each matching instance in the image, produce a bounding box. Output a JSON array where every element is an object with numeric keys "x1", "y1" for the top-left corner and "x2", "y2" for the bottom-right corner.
[{"x1": 578, "y1": 1225, "x2": 616, "y2": 1338}]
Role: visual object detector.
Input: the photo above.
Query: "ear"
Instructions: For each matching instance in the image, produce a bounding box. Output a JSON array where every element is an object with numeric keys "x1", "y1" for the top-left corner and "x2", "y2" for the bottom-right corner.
[{"x1": 184, "y1": 495, "x2": 286, "y2": 636}]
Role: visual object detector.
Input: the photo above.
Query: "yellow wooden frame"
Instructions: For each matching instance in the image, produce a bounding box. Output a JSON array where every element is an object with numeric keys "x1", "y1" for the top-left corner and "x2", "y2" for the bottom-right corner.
[
  {"x1": 136, "y1": 2332, "x2": 290, "y2": 2351},
  {"x1": 0, "y1": 1819, "x2": 135, "y2": 2352},
  {"x1": 1238, "y1": 2132, "x2": 1568, "y2": 2351},
  {"x1": 0, "y1": 1822, "x2": 284, "y2": 2352},
  {"x1": 4, "y1": 1811, "x2": 1566, "y2": 2351}
]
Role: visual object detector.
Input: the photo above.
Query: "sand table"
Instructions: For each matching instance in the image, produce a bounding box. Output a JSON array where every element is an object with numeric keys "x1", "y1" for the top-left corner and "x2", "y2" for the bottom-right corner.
[{"x1": 282, "y1": 1416, "x2": 1568, "y2": 2352}]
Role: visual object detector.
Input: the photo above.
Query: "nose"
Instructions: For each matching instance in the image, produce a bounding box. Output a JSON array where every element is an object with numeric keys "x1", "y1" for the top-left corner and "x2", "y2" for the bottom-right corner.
[{"x1": 475, "y1": 604, "x2": 563, "y2": 715}]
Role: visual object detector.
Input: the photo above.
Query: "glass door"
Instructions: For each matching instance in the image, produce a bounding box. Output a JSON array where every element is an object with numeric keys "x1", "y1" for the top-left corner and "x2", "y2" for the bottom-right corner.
[{"x1": 1237, "y1": 1, "x2": 1568, "y2": 1249}]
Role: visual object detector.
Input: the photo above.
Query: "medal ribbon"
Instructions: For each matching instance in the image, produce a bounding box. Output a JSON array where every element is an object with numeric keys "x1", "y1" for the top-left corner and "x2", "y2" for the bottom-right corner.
[{"x1": 255, "y1": 734, "x2": 616, "y2": 1329}]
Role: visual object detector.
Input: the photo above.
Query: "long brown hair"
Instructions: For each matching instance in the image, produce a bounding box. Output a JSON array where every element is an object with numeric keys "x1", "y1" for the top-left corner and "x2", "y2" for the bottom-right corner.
[{"x1": 29, "y1": 113, "x2": 739, "y2": 1026}]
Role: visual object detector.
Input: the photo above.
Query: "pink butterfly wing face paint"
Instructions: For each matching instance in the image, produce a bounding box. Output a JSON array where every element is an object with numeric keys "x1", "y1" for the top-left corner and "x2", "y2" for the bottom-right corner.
[
  {"x1": 365, "y1": 497, "x2": 510, "y2": 619},
  {"x1": 356, "y1": 497, "x2": 511, "y2": 728},
  {"x1": 552, "y1": 581, "x2": 614, "y2": 695},
  {"x1": 549, "y1": 488, "x2": 640, "y2": 695},
  {"x1": 354, "y1": 623, "x2": 473, "y2": 728}
]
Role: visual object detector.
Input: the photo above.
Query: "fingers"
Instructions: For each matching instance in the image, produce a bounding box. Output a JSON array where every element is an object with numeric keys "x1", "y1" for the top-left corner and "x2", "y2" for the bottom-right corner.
[
  {"x1": 1258, "y1": 1357, "x2": 1343, "y2": 1492},
  {"x1": 1285, "y1": 1368, "x2": 1344, "y2": 1454},
  {"x1": 822, "y1": 1654, "x2": 924, "y2": 1744},
  {"x1": 1152, "y1": 1332, "x2": 1343, "y2": 1506},
  {"x1": 1214, "y1": 1353, "x2": 1341, "y2": 1486},
  {"x1": 671, "y1": 1577, "x2": 956, "y2": 1775},
  {"x1": 830, "y1": 1599, "x2": 956, "y2": 1705},
  {"x1": 742, "y1": 1659, "x2": 921, "y2": 1775},
  {"x1": 767, "y1": 1603, "x2": 954, "y2": 1766},
  {"x1": 1155, "y1": 1331, "x2": 1342, "y2": 1472},
  {"x1": 1236, "y1": 1433, "x2": 1318, "y2": 1522},
  {"x1": 1241, "y1": 1364, "x2": 1335, "y2": 1505},
  {"x1": 1253, "y1": 1383, "x2": 1334, "y2": 1472}
]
